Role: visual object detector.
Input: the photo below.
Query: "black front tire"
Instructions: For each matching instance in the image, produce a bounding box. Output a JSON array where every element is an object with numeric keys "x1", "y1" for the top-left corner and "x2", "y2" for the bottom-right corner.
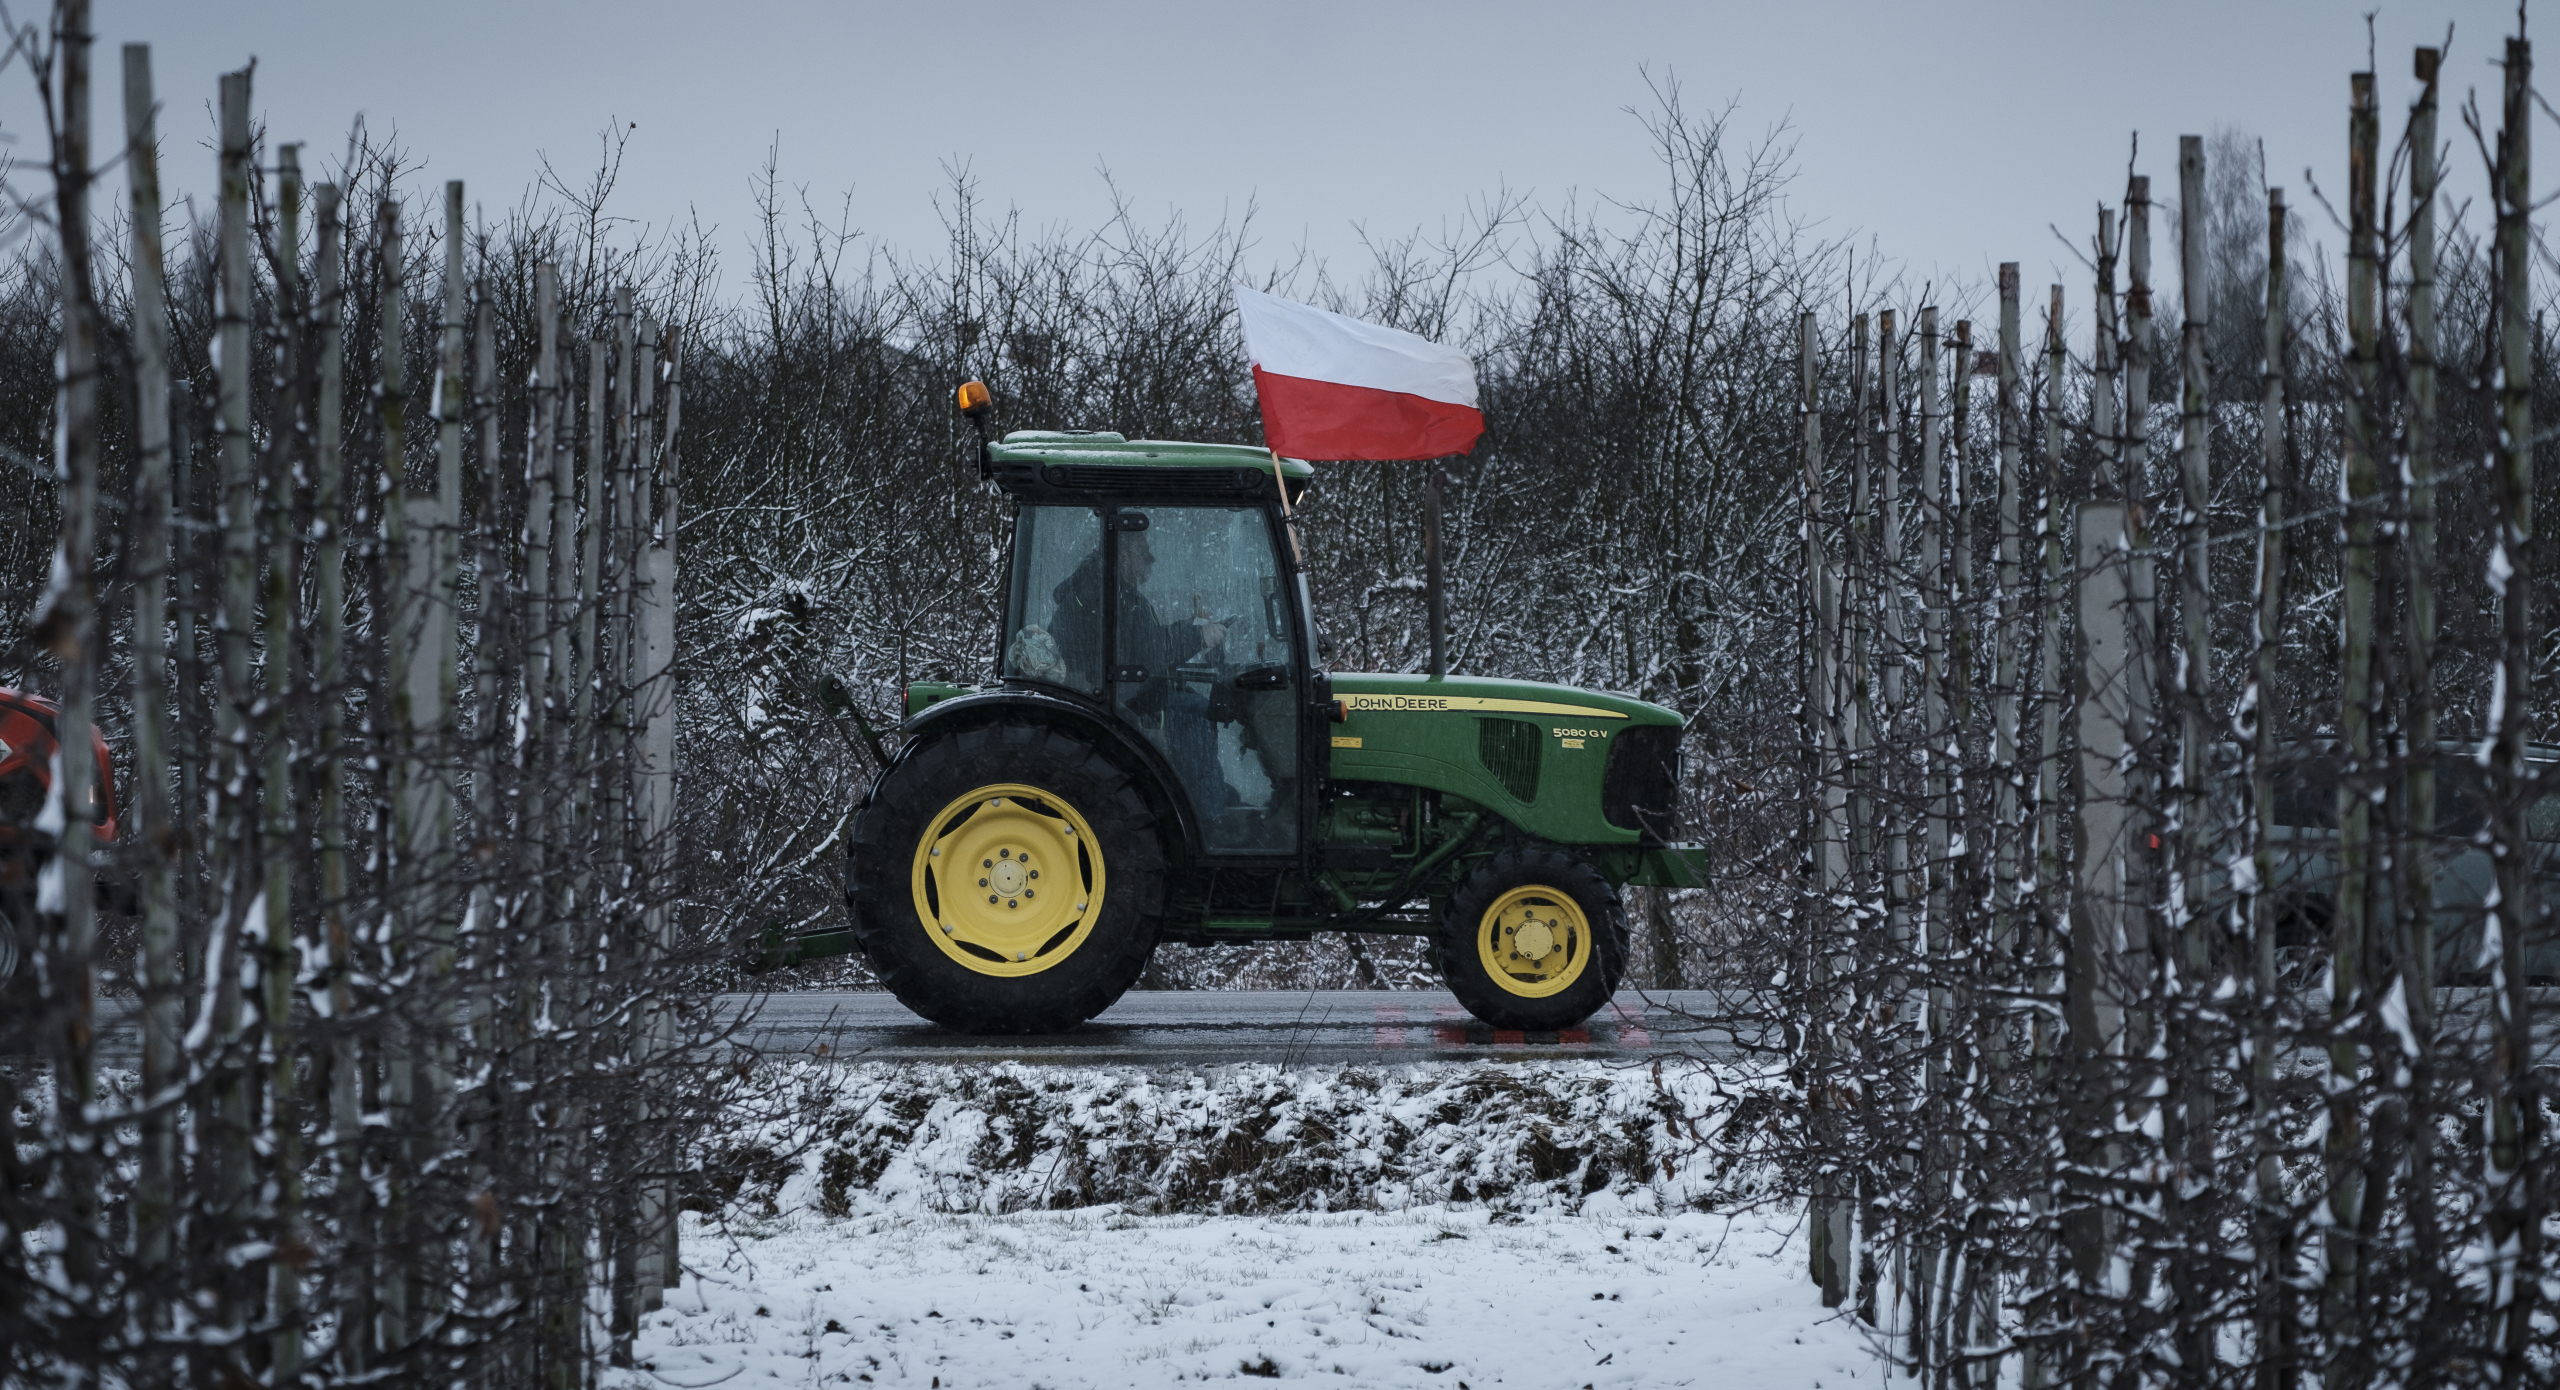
[
  {"x1": 1435, "y1": 846, "x2": 1629, "y2": 1030},
  {"x1": 848, "y1": 721, "x2": 1168, "y2": 1034}
]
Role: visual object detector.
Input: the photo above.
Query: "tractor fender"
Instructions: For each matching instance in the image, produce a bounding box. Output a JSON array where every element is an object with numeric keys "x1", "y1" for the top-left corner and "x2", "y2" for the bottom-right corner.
[{"x1": 886, "y1": 686, "x2": 1204, "y2": 862}]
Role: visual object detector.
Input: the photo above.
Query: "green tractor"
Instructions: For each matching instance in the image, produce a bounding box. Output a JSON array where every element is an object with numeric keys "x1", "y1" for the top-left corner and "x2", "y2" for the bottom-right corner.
[{"x1": 783, "y1": 385, "x2": 1706, "y2": 1033}]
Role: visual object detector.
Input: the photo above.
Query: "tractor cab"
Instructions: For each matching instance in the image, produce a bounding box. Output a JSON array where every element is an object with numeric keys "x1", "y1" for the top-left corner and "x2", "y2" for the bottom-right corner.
[{"x1": 984, "y1": 432, "x2": 1318, "y2": 864}]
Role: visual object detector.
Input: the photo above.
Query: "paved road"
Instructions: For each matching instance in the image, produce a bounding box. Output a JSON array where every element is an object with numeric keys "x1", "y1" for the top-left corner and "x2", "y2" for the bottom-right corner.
[
  {"x1": 715, "y1": 989, "x2": 1757, "y2": 1066},
  {"x1": 715, "y1": 986, "x2": 2560, "y2": 1069},
  {"x1": 70, "y1": 986, "x2": 2560, "y2": 1070}
]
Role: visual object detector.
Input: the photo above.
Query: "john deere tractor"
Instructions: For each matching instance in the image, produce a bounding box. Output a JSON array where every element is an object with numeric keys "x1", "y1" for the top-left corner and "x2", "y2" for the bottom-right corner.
[{"x1": 783, "y1": 384, "x2": 1706, "y2": 1033}]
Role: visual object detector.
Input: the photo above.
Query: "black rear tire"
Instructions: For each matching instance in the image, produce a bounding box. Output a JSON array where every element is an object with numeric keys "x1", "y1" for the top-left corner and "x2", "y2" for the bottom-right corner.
[
  {"x1": 848, "y1": 720, "x2": 1168, "y2": 1034},
  {"x1": 1435, "y1": 846, "x2": 1628, "y2": 1030}
]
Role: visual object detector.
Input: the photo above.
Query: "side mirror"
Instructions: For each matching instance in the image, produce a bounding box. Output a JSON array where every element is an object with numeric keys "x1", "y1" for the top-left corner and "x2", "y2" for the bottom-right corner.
[{"x1": 1315, "y1": 628, "x2": 1336, "y2": 661}]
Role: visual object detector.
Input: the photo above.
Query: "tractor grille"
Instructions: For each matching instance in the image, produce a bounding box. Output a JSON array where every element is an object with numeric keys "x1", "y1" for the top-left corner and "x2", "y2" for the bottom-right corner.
[
  {"x1": 1602, "y1": 724, "x2": 1681, "y2": 839},
  {"x1": 1476, "y1": 718, "x2": 1543, "y2": 802}
]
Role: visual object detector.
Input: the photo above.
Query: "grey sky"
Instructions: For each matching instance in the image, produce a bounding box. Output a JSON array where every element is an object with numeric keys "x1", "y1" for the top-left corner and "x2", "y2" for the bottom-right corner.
[{"x1": 1, "y1": 0, "x2": 2539, "y2": 334}]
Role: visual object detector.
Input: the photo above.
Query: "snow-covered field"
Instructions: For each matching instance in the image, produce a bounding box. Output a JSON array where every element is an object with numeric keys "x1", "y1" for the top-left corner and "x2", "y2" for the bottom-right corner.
[
  {"x1": 625, "y1": 1204, "x2": 1871, "y2": 1388},
  {"x1": 618, "y1": 1060, "x2": 1876, "y2": 1387}
]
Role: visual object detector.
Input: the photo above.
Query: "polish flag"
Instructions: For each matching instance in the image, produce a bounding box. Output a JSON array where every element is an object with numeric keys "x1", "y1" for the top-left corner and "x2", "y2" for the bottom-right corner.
[{"x1": 1236, "y1": 284, "x2": 1483, "y2": 461}]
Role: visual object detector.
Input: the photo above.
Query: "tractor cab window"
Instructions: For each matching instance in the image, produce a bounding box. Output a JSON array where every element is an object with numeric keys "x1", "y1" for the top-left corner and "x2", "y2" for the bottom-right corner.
[
  {"x1": 1003, "y1": 506, "x2": 1106, "y2": 696},
  {"x1": 2440, "y1": 758, "x2": 2560, "y2": 841},
  {"x1": 1112, "y1": 506, "x2": 1299, "y2": 855}
]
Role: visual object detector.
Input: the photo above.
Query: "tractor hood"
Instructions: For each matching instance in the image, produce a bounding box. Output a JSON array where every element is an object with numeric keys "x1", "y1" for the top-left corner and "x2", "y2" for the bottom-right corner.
[{"x1": 1324, "y1": 673, "x2": 1686, "y2": 854}]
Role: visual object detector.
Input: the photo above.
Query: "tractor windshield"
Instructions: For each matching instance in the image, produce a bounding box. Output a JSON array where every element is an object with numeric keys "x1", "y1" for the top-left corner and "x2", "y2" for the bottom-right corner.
[{"x1": 1002, "y1": 506, "x2": 1106, "y2": 696}]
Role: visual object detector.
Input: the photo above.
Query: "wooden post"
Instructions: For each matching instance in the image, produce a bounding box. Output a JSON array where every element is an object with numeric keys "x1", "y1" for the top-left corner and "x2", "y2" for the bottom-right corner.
[
  {"x1": 2175, "y1": 134, "x2": 2215, "y2": 998},
  {"x1": 1847, "y1": 306, "x2": 1892, "y2": 1327},
  {"x1": 1879, "y1": 307, "x2": 1907, "y2": 924},
  {"x1": 629, "y1": 314, "x2": 668, "y2": 1312},
  {"x1": 2094, "y1": 205, "x2": 2120, "y2": 519},
  {"x1": 1925, "y1": 305, "x2": 1935, "y2": 967},
  {"x1": 2123, "y1": 173, "x2": 2152, "y2": 497},
  {"x1": 600, "y1": 286, "x2": 642, "y2": 1362},
  {"x1": 120, "y1": 39, "x2": 179, "y2": 1299},
  {"x1": 2120, "y1": 176, "x2": 2159, "y2": 1075},
  {"x1": 2022, "y1": 282, "x2": 2066, "y2": 1390},
  {"x1": 41, "y1": 0, "x2": 102, "y2": 1302},
  {"x1": 1877, "y1": 312, "x2": 1912, "y2": 1128},
  {"x1": 2398, "y1": 47, "x2": 2443, "y2": 1265},
  {"x1": 1798, "y1": 305, "x2": 1820, "y2": 1296},
  {"x1": 2247, "y1": 180, "x2": 2295, "y2": 1390},
  {"x1": 432, "y1": 187, "x2": 468, "y2": 1008},
  {"x1": 2064, "y1": 209, "x2": 2120, "y2": 1302},
  {"x1": 375, "y1": 190, "x2": 412, "y2": 1358},
  {"x1": 1996, "y1": 265, "x2": 2024, "y2": 975},
  {"x1": 1849, "y1": 304, "x2": 1869, "y2": 770},
  {"x1": 2328, "y1": 70, "x2": 2379, "y2": 1343},
  {"x1": 1950, "y1": 313, "x2": 1975, "y2": 669},
  {"x1": 2168, "y1": 127, "x2": 2217, "y2": 1375},
  {"x1": 173, "y1": 368, "x2": 200, "y2": 959},
  {"x1": 604, "y1": 298, "x2": 636, "y2": 1018},
  {"x1": 518, "y1": 259, "x2": 561, "y2": 1370},
  {"x1": 523, "y1": 264, "x2": 558, "y2": 890},
  {"x1": 2485, "y1": 35, "x2": 2541, "y2": 1377},
  {"x1": 391, "y1": 175, "x2": 466, "y2": 1337},
  {"x1": 1921, "y1": 307, "x2": 1948, "y2": 978},
  {"x1": 556, "y1": 316, "x2": 611, "y2": 1382},
  {"x1": 1866, "y1": 304, "x2": 1907, "y2": 1332},
  {"x1": 470, "y1": 266, "x2": 502, "y2": 1002},
  {"x1": 1948, "y1": 317, "x2": 1976, "y2": 928},
  {"x1": 608, "y1": 287, "x2": 650, "y2": 1339},
  {"x1": 577, "y1": 314, "x2": 610, "y2": 912},
  {"x1": 210, "y1": 70, "x2": 259, "y2": 1318},
  {"x1": 646, "y1": 321, "x2": 684, "y2": 1293},
  {"x1": 539, "y1": 303, "x2": 586, "y2": 1385},
  {"x1": 264, "y1": 139, "x2": 307, "y2": 1382},
  {"x1": 468, "y1": 268, "x2": 505, "y2": 1294},
  {"x1": 2038, "y1": 284, "x2": 2065, "y2": 947},
  {"x1": 2069, "y1": 500, "x2": 2134, "y2": 1282},
  {"x1": 1801, "y1": 309, "x2": 1849, "y2": 1308},
  {"x1": 1910, "y1": 304, "x2": 1947, "y2": 1359},
  {"x1": 1846, "y1": 313, "x2": 1874, "y2": 1052},
  {"x1": 1940, "y1": 316, "x2": 1975, "y2": 1380},
  {"x1": 311, "y1": 176, "x2": 364, "y2": 1380}
]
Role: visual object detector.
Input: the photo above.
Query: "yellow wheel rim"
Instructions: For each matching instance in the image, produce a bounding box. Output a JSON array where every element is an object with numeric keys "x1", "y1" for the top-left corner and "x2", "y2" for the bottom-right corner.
[
  {"x1": 909, "y1": 783, "x2": 1107, "y2": 978},
  {"x1": 1474, "y1": 885, "x2": 1591, "y2": 999}
]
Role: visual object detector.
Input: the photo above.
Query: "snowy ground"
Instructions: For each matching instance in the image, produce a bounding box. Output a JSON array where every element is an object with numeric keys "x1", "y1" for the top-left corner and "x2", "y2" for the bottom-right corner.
[
  {"x1": 621, "y1": 1204, "x2": 1874, "y2": 1389},
  {"x1": 613, "y1": 1059, "x2": 1878, "y2": 1388}
]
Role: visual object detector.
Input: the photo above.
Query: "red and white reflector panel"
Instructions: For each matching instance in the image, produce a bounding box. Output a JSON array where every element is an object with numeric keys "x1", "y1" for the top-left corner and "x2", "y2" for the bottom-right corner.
[{"x1": 1235, "y1": 284, "x2": 1483, "y2": 461}]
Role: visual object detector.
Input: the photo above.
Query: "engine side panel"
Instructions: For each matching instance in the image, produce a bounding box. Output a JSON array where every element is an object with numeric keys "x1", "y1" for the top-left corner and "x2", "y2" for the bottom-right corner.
[{"x1": 1324, "y1": 673, "x2": 1676, "y2": 847}]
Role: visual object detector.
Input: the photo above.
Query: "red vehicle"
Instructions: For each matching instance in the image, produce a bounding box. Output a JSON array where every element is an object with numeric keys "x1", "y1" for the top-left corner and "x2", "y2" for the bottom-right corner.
[{"x1": 0, "y1": 686, "x2": 119, "y2": 980}]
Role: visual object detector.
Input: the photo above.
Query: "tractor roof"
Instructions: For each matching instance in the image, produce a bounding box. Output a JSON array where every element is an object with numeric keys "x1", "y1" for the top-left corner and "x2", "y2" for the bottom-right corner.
[
  {"x1": 984, "y1": 431, "x2": 1313, "y2": 503},
  {"x1": 991, "y1": 431, "x2": 1315, "y2": 476}
]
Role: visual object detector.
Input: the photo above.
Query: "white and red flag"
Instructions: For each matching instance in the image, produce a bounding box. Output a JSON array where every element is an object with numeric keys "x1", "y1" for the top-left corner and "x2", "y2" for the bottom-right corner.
[{"x1": 1235, "y1": 284, "x2": 1483, "y2": 461}]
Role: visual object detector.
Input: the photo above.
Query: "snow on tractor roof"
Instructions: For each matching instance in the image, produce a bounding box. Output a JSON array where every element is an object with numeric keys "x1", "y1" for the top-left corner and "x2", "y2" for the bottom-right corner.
[{"x1": 991, "y1": 430, "x2": 1316, "y2": 479}]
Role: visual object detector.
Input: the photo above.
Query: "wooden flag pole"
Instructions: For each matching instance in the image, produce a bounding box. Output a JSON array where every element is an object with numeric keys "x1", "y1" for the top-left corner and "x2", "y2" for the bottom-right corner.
[
  {"x1": 1425, "y1": 462, "x2": 1446, "y2": 678},
  {"x1": 1269, "y1": 446, "x2": 1303, "y2": 564}
]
